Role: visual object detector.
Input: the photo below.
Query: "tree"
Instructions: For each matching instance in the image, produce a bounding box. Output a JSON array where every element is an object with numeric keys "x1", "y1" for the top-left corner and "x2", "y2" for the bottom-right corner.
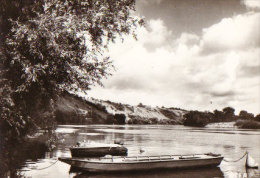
[
  {"x1": 223, "y1": 107, "x2": 235, "y2": 115},
  {"x1": 1, "y1": 0, "x2": 143, "y2": 175},
  {"x1": 254, "y1": 114, "x2": 260, "y2": 122},
  {"x1": 1, "y1": 0, "x2": 143, "y2": 142},
  {"x1": 213, "y1": 109, "x2": 224, "y2": 122},
  {"x1": 222, "y1": 107, "x2": 235, "y2": 121},
  {"x1": 239, "y1": 110, "x2": 254, "y2": 120},
  {"x1": 183, "y1": 111, "x2": 209, "y2": 127}
]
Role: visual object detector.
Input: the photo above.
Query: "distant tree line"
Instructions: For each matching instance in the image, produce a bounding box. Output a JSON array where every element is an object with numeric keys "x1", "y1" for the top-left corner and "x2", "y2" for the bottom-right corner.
[{"x1": 184, "y1": 106, "x2": 260, "y2": 127}]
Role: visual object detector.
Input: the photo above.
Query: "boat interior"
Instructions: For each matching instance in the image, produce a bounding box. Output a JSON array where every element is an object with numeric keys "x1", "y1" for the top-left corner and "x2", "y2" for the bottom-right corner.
[{"x1": 65, "y1": 153, "x2": 222, "y2": 163}]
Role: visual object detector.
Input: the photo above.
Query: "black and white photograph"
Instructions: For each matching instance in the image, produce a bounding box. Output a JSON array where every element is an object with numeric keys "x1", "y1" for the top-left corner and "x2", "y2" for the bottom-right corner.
[{"x1": 0, "y1": 0, "x2": 259, "y2": 177}]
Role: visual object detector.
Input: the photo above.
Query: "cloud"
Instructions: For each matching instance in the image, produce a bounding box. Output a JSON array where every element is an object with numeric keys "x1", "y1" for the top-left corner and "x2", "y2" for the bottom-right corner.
[
  {"x1": 140, "y1": 19, "x2": 173, "y2": 50},
  {"x1": 106, "y1": 76, "x2": 147, "y2": 91},
  {"x1": 242, "y1": 0, "x2": 260, "y2": 9},
  {"x1": 88, "y1": 13, "x2": 260, "y2": 114},
  {"x1": 209, "y1": 91, "x2": 236, "y2": 98},
  {"x1": 239, "y1": 65, "x2": 260, "y2": 77},
  {"x1": 200, "y1": 12, "x2": 260, "y2": 54}
]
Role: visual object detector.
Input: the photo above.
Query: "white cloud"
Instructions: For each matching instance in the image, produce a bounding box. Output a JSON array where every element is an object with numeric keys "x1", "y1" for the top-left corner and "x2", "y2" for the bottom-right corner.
[
  {"x1": 243, "y1": 0, "x2": 260, "y2": 9},
  {"x1": 138, "y1": 19, "x2": 173, "y2": 49},
  {"x1": 87, "y1": 13, "x2": 260, "y2": 114},
  {"x1": 201, "y1": 12, "x2": 260, "y2": 53}
]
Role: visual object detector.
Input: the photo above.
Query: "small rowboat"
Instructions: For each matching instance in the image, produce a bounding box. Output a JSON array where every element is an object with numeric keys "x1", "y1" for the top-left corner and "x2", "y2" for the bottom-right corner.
[
  {"x1": 59, "y1": 153, "x2": 223, "y2": 172},
  {"x1": 70, "y1": 142, "x2": 128, "y2": 157}
]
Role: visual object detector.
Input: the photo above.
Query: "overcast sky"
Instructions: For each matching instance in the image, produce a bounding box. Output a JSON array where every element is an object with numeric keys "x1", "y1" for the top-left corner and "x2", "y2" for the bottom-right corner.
[{"x1": 87, "y1": 0, "x2": 260, "y2": 114}]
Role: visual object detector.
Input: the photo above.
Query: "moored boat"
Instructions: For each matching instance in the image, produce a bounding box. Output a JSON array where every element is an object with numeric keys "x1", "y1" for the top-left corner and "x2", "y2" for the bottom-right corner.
[
  {"x1": 59, "y1": 153, "x2": 223, "y2": 172},
  {"x1": 246, "y1": 152, "x2": 259, "y2": 169},
  {"x1": 70, "y1": 142, "x2": 128, "y2": 157}
]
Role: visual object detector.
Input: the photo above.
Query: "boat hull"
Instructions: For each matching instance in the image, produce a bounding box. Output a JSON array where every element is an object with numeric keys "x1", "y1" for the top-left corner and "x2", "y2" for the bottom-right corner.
[
  {"x1": 59, "y1": 154, "x2": 223, "y2": 172},
  {"x1": 70, "y1": 146, "x2": 128, "y2": 157}
]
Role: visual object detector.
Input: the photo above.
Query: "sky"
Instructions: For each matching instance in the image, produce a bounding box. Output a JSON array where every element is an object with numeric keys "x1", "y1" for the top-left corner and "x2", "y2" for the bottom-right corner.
[{"x1": 87, "y1": 0, "x2": 260, "y2": 115}]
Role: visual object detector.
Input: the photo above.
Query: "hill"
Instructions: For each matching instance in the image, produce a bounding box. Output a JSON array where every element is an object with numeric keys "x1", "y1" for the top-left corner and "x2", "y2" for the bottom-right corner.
[{"x1": 54, "y1": 92, "x2": 187, "y2": 125}]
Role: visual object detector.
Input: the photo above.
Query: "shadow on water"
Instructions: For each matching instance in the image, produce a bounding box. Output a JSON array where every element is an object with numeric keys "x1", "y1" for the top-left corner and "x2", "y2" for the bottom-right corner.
[
  {"x1": 1, "y1": 139, "x2": 49, "y2": 178},
  {"x1": 70, "y1": 167, "x2": 224, "y2": 178}
]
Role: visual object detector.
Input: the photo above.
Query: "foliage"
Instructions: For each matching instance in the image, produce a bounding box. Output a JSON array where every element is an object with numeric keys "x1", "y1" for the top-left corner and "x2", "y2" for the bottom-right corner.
[
  {"x1": 114, "y1": 114, "x2": 126, "y2": 124},
  {"x1": 55, "y1": 109, "x2": 85, "y2": 124},
  {"x1": 1, "y1": 0, "x2": 142, "y2": 136},
  {"x1": 159, "y1": 108, "x2": 177, "y2": 119},
  {"x1": 127, "y1": 116, "x2": 147, "y2": 124},
  {"x1": 0, "y1": 0, "x2": 143, "y2": 175},
  {"x1": 212, "y1": 109, "x2": 225, "y2": 122},
  {"x1": 222, "y1": 106, "x2": 236, "y2": 121},
  {"x1": 238, "y1": 110, "x2": 254, "y2": 120},
  {"x1": 4, "y1": 0, "x2": 143, "y2": 93},
  {"x1": 222, "y1": 107, "x2": 235, "y2": 115},
  {"x1": 128, "y1": 115, "x2": 171, "y2": 125},
  {"x1": 109, "y1": 102, "x2": 125, "y2": 111},
  {"x1": 137, "y1": 103, "x2": 144, "y2": 107},
  {"x1": 211, "y1": 107, "x2": 236, "y2": 122},
  {"x1": 104, "y1": 113, "x2": 126, "y2": 124},
  {"x1": 255, "y1": 114, "x2": 260, "y2": 122},
  {"x1": 183, "y1": 111, "x2": 210, "y2": 127},
  {"x1": 235, "y1": 120, "x2": 260, "y2": 129}
]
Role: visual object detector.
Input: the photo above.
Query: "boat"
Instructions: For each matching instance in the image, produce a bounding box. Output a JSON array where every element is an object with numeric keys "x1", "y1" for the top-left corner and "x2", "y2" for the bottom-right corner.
[
  {"x1": 70, "y1": 142, "x2": 128, "y2": 157},
  {"x1": 71, "y1": 167, "x2": 224, "y2": 178},
  {"x1": 59, "y1": 153, "x2": 224, "y2": 172},
  {"x1": 246, "y1": 152, "x2": 259, "y2": 169}
]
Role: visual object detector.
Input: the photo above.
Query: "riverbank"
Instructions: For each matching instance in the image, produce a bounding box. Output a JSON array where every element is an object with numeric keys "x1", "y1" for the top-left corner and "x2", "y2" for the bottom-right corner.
[
  {"x1": 54, "y1": 92, "x2": 187, "y2": 125},
  {"x1": 53, "y1": 93, "x2": 260, "y2": 129}
]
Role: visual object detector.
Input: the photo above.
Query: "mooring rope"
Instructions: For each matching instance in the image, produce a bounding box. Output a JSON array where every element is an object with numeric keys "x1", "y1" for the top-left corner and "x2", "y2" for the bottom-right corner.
[
  {"x1": 31, "y1": 159, "x2": 59, "y2": 170},
  {"x1": 223, "y1": 152, "x2": 247, "y2": 162}
]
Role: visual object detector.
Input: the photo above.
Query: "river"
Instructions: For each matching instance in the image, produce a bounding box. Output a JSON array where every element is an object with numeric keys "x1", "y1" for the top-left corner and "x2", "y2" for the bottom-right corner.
[{"x1": 16, "y1": 125, "x2": 260, "y2": 178}]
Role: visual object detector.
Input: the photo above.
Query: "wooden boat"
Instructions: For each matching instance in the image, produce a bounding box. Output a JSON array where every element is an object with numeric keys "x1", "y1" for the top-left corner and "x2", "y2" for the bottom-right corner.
[
  {"x1": 59, "y1": 153, "x2": 223, "y2": 172},
  {"x1": 70, "y1": 142, "x2": 128, "y2": 157},
  {"x1": 71, "y1": 167, "x2": 224, "y2": 178}
]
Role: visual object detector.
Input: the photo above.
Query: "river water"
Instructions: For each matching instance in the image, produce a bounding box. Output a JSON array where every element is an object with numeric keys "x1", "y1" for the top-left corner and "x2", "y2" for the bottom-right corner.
[{"x1": 17, "y1": 125, "x2": 260, "y2": 178}]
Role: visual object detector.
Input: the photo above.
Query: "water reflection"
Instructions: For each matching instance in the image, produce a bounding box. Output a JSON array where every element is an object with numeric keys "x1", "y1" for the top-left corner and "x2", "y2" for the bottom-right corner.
[
  {"x1": 2, "y1": 140, "x2": 48, "y2": 178},
  {"x1": 9, "y1": 125, "x2": 260, "y2": 178},
  {"x1": 223, "y1": 168, "x2": 260, "y2": 178},
  {"x1": 72, "y1": 167, "x2": 224, "y2": 178}
]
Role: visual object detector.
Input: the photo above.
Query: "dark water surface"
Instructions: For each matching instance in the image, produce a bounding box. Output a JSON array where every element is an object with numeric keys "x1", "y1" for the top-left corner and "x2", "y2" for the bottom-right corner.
[{"x1": 17, "y1": 125, "x2": 260, "y2": 178}]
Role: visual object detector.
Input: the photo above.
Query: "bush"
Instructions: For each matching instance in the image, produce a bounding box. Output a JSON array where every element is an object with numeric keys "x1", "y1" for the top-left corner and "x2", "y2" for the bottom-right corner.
[
  {"x1": 235, "y1": 120, "x2": 260, "y2": 129},
  {"x1": 238, "y1": 110, "x2": 254, "y2": 120},
  {"x1": 148, "y1": 117, "x2": 158, "y2": 124},
  {"x1": 159, "y1": 108, "x2": 177, "y2": 119},
  {"x1": 183, "y1": 111, "x2": 209, "y2": 127},
  {"x1": 254, "y1": 114, "x2": 260, "y2": 122},
  {"x1": 127, "y1": 116, "x2": 148, "y2": 124},
  {"x1": 105, "y1": 114, "x2": 116, "y2": 124},
  {"x1": 114, "y1": 114, "x2": 126, "y2": 124}
]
